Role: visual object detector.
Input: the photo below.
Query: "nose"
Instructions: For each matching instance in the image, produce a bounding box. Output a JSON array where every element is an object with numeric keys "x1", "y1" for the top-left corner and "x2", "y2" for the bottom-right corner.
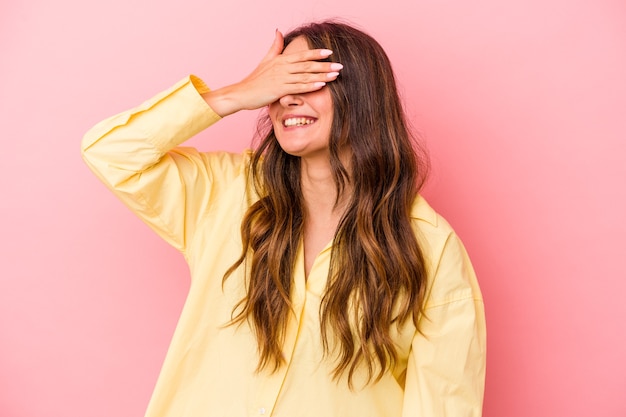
[{"x1": 278, "y1": 93, "x2": 303, "y2": 107}]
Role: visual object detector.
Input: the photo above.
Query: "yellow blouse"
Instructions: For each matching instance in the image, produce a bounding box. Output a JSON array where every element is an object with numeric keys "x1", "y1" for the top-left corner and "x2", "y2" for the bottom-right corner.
[{"x1": 81, "y1": 75, "x2": 486, "y2": 417}]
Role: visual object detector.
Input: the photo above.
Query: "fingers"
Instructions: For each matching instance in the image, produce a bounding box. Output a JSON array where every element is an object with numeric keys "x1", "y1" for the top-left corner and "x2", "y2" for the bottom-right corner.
[
  {"x1": 228, "y1": 31, "x2": 343, "y2": 111},
  {"x1": 281, "y1": 80, "x2": 331, "y2": 95},
  {"x1": 278, "y1": 43, "x2": 340, "y2": 83},
  {"x1": 262, "y1": 29, "x2": 285, "y2": 63},
  {"x1": 281, "y1": 70, "x2": 340, "y2": 87},
  {"x1": 271, "y1": 48, "x2": 341, "y2": 97},
  {"x1": 283, "y1": 47, "x2": 334, "y2": 64},
  {"x1": 284, "y1": 60, "x2": 343, "y2": 75}
]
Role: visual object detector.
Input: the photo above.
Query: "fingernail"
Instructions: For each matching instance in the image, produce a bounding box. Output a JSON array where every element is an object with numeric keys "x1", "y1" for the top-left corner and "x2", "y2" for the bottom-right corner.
[
  {"x1": 330, "y1": 63, "x2": 343, "y2": 71},
  {"x1": 314, "y1": 82, "x2": 327, "y2": 88},
  {"x1": 327, "y1": 72, "x2": 340, "y2": 78},
  {"x1": 320, "y1": 49, "x2": 333, "y2": 57}
]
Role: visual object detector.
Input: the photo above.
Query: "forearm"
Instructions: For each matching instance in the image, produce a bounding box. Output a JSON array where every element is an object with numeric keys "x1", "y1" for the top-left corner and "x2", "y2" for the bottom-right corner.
[
  {"x1": 81, "y1": 75, "x2": 220, "y2": 188},
  {"x1": 201, "y1": 83, "x2": 246, "y2": 117}
]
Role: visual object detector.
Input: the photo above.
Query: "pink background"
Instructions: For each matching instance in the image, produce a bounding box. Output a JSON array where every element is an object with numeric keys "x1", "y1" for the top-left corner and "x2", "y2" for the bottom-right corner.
[{"x1": 1, "y1": 0, "x2": 625, "y2": 416}]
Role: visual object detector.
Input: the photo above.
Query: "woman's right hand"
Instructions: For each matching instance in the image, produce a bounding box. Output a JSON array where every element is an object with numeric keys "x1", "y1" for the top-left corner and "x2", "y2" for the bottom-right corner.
[{"x1": 202, "y1": 30, "x2": 342, "y2": 117}]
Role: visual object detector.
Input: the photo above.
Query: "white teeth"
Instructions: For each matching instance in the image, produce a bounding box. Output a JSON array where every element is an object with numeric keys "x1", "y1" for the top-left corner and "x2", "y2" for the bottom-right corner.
[{"x1": 283, "y1": 117, "x2": 315, "y2": 127}]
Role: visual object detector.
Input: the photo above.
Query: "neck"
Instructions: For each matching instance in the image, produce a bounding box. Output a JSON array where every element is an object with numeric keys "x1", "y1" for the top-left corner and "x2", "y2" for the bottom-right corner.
[
  {"x1": 298, "y1": 158, "x2": 350, "y2": 280},
  {"x1": 300, "y1": 158, "x2": 350, "y2": 218},
  {"x1": 297, "y1": 141, "x2": 354, "y2": 222}
]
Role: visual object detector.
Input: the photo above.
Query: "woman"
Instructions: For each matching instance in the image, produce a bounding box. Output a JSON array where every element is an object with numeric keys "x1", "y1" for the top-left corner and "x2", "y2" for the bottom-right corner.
[{"x1": 82, "y1": 21, "x2": 485, "y2": 417}]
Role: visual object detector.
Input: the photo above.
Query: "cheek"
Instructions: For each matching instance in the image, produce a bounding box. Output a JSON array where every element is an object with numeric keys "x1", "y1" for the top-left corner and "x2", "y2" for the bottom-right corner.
[
  {"x1": 267, "y1": 105, "x2": 280, "y2": 126},
  {"x1": 315, "y1": 93, "x2": 334, "y2": 121}
]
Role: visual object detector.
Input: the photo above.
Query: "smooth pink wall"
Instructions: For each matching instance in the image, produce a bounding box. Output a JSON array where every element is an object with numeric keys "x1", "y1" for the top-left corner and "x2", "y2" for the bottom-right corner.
[{"x1": 1, "y1": 1, "x2": 625, "y2": 416}]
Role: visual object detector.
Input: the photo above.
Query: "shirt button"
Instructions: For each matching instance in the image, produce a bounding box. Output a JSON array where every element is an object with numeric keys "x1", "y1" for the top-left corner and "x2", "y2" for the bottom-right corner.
[{"x1": 259, "y1": 407, "x2": 266, "y2": 415}]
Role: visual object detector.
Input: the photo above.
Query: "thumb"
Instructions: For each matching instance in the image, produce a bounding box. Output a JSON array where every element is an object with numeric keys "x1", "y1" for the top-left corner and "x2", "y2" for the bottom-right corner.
[{"x1": 261, "y1": 29, "x2": 284, "y2": 62}]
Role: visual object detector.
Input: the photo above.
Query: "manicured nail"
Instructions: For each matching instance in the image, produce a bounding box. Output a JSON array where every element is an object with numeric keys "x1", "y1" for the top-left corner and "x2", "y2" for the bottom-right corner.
[
  {"x1": 320, "y1": 49, "x2": 333, "y2": 57},
  {"x1": 330, "y1": 63, "x2": 343, "y2": 71},
  {"x1": 327, "y1": 72, "x2": 340, "y2": 78},
  {"x1": 314, "y1": 82, "x2": 327, "y2": 88}
]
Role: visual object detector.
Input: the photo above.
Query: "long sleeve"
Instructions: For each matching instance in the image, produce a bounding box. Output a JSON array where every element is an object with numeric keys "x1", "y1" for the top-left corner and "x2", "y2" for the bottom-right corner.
[
  {"x1": 402, "y1": 231, "x2": 486, "y2": 417},
  {"x1": 81, "y1": 76, "x2": 226, "y2": 253},
  {"x1": 81, "y1": 78, "x2": 486, "y2": 417}
]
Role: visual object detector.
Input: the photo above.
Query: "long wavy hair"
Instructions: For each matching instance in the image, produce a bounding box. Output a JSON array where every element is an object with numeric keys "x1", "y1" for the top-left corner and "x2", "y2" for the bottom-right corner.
[{"x1": 224, "y1": 21, "x2": 429, "y2": 386}]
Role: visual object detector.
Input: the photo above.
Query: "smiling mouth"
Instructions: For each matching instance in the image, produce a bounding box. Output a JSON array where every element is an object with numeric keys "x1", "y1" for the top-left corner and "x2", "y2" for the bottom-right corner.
[{"x1": 283, "y1": 117, "x2": 317, "y2": 127}]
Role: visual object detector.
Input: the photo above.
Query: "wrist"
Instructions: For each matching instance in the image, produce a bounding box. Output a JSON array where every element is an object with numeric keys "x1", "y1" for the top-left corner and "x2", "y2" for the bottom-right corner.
[{"x1": 201, "y1": 84, "x2": 242, "y2": 117}]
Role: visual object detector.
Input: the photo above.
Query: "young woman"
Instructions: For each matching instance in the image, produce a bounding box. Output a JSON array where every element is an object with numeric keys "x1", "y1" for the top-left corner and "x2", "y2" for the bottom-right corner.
[{"x1": 82, "y1": 21, "x2": 485, "y2": 417}]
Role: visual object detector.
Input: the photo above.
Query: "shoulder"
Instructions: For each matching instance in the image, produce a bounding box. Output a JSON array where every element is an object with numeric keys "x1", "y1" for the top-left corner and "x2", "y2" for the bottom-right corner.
[
  {"x1": 409, "y1": 195, "x2": 455, "y2": 245},
  {"x1": 410, "y1": 195, "x2": 482, "y2": 307}
]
